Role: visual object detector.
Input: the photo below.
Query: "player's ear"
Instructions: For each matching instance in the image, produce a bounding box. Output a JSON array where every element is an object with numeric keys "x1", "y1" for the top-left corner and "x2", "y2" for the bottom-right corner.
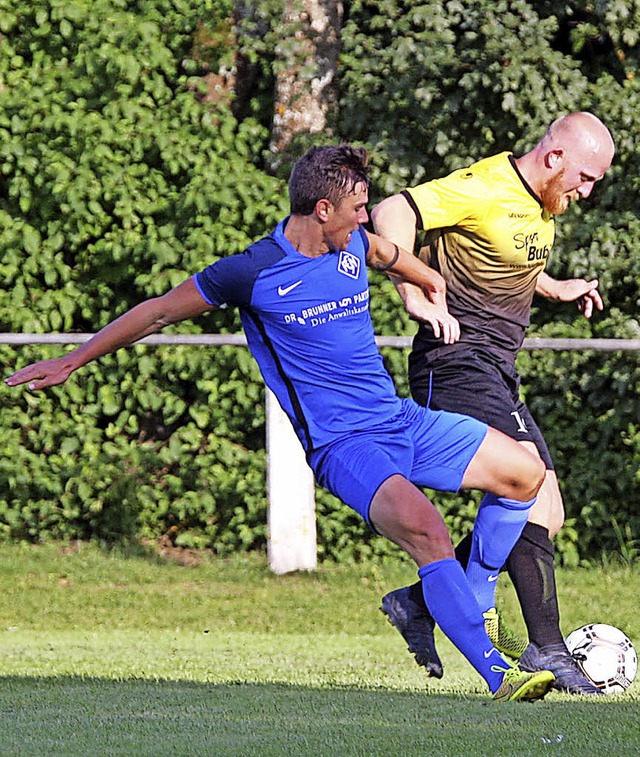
[
  {"x1": 545, "y1": 148, "x2": 564, "y2": 170},
  {"x1": 315, "y1": 198, "x2": 332, "y2": 222}
]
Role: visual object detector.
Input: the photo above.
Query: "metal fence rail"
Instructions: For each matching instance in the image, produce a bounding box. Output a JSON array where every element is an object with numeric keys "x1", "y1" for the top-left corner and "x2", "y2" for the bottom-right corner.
[
  {"x1": 1, "y1": 333, "x2": 639, "y2": 350},
  {"x1": 2, "y1": 332, "x2": 638, "y2": 573}
]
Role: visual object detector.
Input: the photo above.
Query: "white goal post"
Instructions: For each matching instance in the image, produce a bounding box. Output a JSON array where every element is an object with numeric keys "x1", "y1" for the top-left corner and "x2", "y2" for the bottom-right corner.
[{"x1": 266, "y1": 388, "x2": 317, "y2": 574}]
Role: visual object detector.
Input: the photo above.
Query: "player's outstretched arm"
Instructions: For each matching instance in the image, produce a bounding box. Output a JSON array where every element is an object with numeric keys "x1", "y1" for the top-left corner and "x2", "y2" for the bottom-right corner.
[
  {"x1": 5, "y1": 277, "x2": 213, "y2": 391},
  {"x1": 365, "y1": 231, "x2": 445, "y2": 295},
  {"x1": 535, "y1": 271, "x2": 604, "y2": 318},
  {"x1": 370, "y1": 193, "x2": 459, "y2": 343},
  {"x1": 370, "y1": 192, "x2": 423, "y2": 307},
  {"x1": 370, "y1": 193, "x2": 418, "y2": 252},
  {"x1": 365, "y1": 232, "x2": 460, "y2": 344}
]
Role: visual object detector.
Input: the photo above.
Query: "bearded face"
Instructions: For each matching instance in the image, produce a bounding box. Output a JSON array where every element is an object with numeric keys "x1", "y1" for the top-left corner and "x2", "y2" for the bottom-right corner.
[{"x1": 539, "y1": 168, "x2": 573, "y2": 215}]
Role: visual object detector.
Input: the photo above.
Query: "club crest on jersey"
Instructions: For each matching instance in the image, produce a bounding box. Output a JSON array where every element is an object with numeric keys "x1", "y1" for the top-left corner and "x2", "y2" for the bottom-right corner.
[{"x1": 337, "y1": 250, "x2": 360, "y2": 279}]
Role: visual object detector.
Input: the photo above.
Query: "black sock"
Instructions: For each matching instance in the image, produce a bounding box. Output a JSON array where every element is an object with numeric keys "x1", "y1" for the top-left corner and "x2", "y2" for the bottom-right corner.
[
  {"x1": 505, "y1": 521, "x2": 564, "y2": 647},
  {"x1": 408, "y1": 579, "x2": 425, "y2": 605},
  {"x1": 454, "y1": 532, "x2": 472, "y2": 570},
  {"x1": 409, "y1": 533, "x2": 474, "y2": 607}
]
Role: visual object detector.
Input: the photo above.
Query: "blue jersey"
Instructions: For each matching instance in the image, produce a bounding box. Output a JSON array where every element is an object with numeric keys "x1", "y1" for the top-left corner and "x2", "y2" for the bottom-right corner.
[{"x1": 194, "y1": 218, "x2": 403, "y2": 452}]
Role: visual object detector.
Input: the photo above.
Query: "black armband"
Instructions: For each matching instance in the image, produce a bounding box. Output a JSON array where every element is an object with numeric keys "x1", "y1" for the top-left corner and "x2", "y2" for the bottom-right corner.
[{"x1": 376, "y1": 244, "x2": 400, "y2": 272}]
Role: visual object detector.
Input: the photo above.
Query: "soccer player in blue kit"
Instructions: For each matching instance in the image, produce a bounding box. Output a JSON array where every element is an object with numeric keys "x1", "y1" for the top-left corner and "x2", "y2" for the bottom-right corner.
[{"x1": 6, "y1": 144, "x2": 555, "y2": 701}]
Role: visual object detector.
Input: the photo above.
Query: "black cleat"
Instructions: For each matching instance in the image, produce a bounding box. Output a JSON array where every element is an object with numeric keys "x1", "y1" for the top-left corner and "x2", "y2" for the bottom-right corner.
[
  {"x1": 380, "y1": 586, "x2": 444, "y2": 679},
  {"x1": 519, "y1": 641, "x2": 604, "y2": 696}
]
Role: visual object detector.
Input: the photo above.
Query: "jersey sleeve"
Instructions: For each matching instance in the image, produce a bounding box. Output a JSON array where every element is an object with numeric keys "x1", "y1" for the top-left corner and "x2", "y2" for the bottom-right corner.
[
  {"x1": 404, "y1": 167, "x2": 494, "y2": 232},
  {"x1": 194, "y1": 237, "x2": 287, "y2": 309},
  {"x1": 194, "y1": 253, "x2": 254, "y2": 309}
]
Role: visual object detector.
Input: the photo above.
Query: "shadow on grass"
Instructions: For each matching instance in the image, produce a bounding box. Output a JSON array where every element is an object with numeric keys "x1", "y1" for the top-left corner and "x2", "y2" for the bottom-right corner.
[
  {"x1": 64, "y1": 536, "x2": 272, "y2": 572},
  {"x1": 0, "y1": 675, "x2": 637, "y2": 757}
]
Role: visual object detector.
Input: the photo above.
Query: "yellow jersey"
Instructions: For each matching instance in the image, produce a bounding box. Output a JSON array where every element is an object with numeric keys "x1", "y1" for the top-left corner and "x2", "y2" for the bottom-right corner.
[{"x1": 403, "y1": 151, "x2": 555, "y2": 358}]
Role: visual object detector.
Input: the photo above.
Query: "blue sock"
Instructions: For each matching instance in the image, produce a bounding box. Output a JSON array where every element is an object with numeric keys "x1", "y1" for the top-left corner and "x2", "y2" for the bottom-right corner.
[
  {"x1": 418, "y1": 558, "x2": 508, "y2": 692},
  {"x1": 466, "y1": 494, "x2": 535, "y2": 612}
]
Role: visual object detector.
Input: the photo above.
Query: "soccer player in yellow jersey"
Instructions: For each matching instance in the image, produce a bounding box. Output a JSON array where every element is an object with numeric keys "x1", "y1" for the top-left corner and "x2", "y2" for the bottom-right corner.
[{"x1": 372, "y1": 112, "x2": 615, "y2": 695}]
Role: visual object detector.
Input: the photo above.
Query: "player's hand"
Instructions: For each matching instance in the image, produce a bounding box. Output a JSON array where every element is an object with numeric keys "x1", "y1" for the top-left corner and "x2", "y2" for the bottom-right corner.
[
  {"x1": 5, "y1": 357, "x2": 75, "y2": 391},
  {"x1": 404, "y1": 288, "x2": 460, "y2": 344},
  {"x1": 556, "y1": 278, "x2": 604, "y2": 318}
]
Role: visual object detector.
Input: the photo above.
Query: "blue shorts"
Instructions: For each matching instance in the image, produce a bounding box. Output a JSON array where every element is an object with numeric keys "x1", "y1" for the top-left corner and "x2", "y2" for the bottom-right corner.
[{"x1": 308, "y1": 398, "x2": 487, "y2": 526}]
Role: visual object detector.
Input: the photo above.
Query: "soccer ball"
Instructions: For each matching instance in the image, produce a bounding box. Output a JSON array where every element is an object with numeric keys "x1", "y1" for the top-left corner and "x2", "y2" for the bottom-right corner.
[{"x1": 565, "y1": 623, "x2": 637, "y2": 694}]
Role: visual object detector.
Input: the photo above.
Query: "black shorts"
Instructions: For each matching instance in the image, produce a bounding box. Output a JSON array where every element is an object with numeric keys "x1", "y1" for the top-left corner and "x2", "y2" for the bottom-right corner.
[{"x1": 409, "y1": 347, "x2": 554, "y2": 470}]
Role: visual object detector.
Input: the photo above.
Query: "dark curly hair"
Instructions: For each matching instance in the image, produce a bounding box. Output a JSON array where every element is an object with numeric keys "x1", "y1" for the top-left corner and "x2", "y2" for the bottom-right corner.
[{"x1": 288, "y1": 144, "x2": 370, "y2": 215}]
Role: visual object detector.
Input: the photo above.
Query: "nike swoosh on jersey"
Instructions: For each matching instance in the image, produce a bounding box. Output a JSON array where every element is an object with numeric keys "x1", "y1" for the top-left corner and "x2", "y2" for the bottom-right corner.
[
  {"x1": 277, "y1": 281, "x2": 303, "y2": 296},
  {"x1": 488, "y1": 574, "x2": 500, "y2": 582}
]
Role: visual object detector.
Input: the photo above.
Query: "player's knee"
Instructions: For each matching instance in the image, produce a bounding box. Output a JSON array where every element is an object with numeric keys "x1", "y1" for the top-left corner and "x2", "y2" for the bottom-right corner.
[
  {"x1": 518, "y1": 453, "x2": 546, "y2": 500},
  {"x1": 543, "y1": 471, "x2": 565, "y2": 536},
  {"x1": 372, "y1": 493, "x2": 453, "y2": 564},
  {"x1": 546, "y1": 503, "x2": 565, "y2": 536},
  {"x1": 404, "y1": 520, "x2": 454, "y2": 565},
  {"x1": 412, "y1": 512, "x2": 452, "y2": 552}
]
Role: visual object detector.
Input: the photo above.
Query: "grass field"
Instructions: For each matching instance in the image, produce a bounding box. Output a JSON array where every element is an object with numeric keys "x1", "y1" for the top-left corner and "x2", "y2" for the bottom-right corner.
[{"x1": 0, "y1": 542, "x2": 638, "y2": 756}]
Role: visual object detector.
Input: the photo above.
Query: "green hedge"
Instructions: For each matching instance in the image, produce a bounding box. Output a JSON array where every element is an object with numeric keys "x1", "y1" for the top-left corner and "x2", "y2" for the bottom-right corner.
[{"x1": 0, "y1": 0, "x2": 638, "y2": 564}]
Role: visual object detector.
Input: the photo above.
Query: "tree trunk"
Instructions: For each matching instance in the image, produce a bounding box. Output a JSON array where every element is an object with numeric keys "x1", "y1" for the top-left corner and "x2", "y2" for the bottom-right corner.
[{"x1": 268, "y1": 0, "x2": 343, "y2": 172}]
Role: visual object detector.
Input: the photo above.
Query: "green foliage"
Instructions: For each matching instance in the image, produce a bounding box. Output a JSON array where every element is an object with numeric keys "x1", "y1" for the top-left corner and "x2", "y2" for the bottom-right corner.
[
  {"x1": 0, "y1": 0, "x2": 285, "y2": 551},
  {"x1": 338, "y1": 0, "x2": 640, "y2": 564},
  {"x1": 517, "y1": 333, "x2": 640, "y2": 566},
  {"x1": 0, "y1": 343, "x2": 268, "y2": 550},
  {"x1": 0, "y1": 0, "x2": 638, "y2": 563},
  {"x1": 340, "y1": 0, "x2": 587, "y2": 194},
  {"x1": 0, "y1": 0, "x2": 287, "y2": 335}
]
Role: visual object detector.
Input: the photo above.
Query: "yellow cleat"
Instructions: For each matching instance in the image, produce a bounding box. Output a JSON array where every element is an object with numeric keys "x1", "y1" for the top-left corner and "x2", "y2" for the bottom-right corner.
[
  {"x1": 483, "y1": 607, "x2": 529, "y2": 659},
  {"x1": 492, "y1": 666, "x2": 555, "y2": 702}
]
